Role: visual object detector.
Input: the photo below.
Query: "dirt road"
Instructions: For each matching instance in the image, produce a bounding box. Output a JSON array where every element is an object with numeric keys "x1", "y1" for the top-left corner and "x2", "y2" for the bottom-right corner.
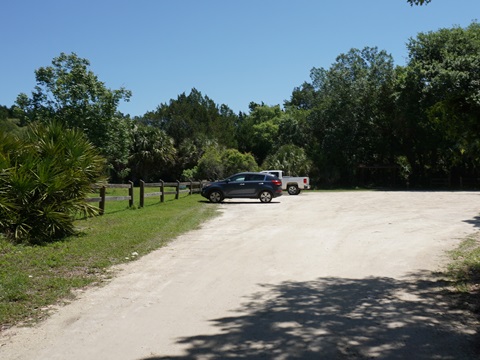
[{"x1": 1, "y1": 191, "x2": 480, "y2": 359}]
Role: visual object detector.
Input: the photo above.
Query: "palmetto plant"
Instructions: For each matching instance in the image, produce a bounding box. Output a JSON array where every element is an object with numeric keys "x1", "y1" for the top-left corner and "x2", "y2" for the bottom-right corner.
[{"x1": 0, "y1": 122, "x2": 106, "y2": 244}]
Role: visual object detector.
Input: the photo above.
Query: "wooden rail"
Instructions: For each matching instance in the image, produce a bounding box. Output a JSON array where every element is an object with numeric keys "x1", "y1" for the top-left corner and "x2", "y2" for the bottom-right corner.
[{"x1": 86, "y1": 180, "x2": 204, "y2": 214}]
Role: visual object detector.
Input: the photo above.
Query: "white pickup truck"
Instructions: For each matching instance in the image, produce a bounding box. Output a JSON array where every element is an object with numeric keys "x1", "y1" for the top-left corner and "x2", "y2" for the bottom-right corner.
[{"x1": 261, "y1": 170, "x2": 310, "y2": 195}]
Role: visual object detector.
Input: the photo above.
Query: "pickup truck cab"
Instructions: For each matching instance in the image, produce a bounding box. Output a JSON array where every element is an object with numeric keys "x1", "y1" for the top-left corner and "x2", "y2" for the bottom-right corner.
[{"x1": 261, "y1": 170, "x2": 310, "y2": 195}]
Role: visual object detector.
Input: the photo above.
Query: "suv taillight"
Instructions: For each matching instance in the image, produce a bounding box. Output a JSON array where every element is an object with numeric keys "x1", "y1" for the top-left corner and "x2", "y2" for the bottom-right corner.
[{"x1": 272, "y1": 179, "x2": 282, "y2": 186}]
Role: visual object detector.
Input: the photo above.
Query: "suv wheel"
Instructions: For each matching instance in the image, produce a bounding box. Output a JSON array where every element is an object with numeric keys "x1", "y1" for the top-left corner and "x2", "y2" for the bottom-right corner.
[
  {"x1": 208, "y1": 190, "x2": 223, "y2": 203},
  {"x1": 259, "y1": 190, "x2": 273, "y2": 203}
]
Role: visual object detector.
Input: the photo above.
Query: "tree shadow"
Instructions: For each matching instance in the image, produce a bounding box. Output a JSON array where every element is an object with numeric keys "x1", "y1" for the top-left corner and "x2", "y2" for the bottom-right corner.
[
  {"x1": 463, "y1": 216, "x2": 480, "y2": 228},
  {"x1": 140, "y1": 273, "x2": 479, "y2": 359}
]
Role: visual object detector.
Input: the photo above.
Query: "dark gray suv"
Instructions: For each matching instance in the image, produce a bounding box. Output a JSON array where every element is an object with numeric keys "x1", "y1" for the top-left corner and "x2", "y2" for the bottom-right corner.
[{"x1": 201, "y1": 172, "x2": 283, "y2": 203}]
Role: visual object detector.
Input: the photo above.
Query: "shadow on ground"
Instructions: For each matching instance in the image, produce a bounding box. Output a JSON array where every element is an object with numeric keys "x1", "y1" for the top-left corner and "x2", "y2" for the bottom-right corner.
[
  {"x1": 463, "y1": 216, "x2": 480, "y2": 228},
  {"x1": 141, "y1": 273, "x2": 479, "y2": 359}
]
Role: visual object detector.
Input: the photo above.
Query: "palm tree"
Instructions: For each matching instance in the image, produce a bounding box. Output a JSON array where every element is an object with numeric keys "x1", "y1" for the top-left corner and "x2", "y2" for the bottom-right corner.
[
  {"x1": 0, "y1": 121, "x2": 106, "y2": 244},
  {"x1": 128, "y1": 124, "x2": 176, "y2": 182}
]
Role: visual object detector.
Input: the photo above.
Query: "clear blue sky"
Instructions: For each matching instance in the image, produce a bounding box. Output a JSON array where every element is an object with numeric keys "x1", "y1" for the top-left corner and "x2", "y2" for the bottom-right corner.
[{"x1": 1, "y1": 0, "x2": 478, "y2": 117}]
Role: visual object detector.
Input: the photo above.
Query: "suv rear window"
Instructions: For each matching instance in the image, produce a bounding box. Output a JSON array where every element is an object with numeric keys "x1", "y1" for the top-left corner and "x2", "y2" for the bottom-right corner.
[{"x1": 246, "y1": 174, "x2": 265, "y2": 181}]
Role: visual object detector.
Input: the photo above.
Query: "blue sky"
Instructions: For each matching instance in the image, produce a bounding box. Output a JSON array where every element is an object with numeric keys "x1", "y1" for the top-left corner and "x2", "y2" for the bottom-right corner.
[{"x1": 1, "y1": 1, "x2": 478, "y2": 117}]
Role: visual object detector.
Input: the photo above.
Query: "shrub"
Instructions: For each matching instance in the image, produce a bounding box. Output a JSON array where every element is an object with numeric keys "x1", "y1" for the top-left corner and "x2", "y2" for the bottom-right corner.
[
  {"x1": 262, "y1": 144, "x2": 312, "y2": 176},
  {"x1": 0, "y1": 122, "x2": 106, "y2": 244}
]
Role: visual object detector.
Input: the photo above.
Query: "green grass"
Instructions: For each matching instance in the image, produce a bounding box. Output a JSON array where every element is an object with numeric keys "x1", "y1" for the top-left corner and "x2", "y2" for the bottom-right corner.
[
  {"x1": 445, "y1": 233, "x2": 480, "y2": 314},
  {"x1": 0, "y1": 193, "x2": 218, "y2": 329},
  {"x1": 447, "y1": 234, "x2": 480, "y2": 289}
]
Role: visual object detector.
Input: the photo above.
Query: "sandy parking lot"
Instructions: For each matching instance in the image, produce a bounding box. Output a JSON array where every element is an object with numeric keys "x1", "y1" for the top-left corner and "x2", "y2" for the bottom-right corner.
[{"x1": 1, "y1": 191, "x2": 480, "y2": 359}]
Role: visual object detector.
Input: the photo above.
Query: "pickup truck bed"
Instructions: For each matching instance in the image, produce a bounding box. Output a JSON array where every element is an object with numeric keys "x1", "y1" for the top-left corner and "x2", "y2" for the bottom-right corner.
[{"x1": 261, "y1": 170, "x2": 310, "y2": 195}]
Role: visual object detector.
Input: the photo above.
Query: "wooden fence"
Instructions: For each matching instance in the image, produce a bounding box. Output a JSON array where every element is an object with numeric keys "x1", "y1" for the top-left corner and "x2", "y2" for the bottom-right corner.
[{"x1": 85, "y1": 180, "x2": 204, "y2": 214}]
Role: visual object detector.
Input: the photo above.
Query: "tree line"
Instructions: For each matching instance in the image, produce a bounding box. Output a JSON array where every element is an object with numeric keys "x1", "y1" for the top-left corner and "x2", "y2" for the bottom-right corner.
[{"x1": 2, "y1": 21, "x2": 480, "y2": 190}]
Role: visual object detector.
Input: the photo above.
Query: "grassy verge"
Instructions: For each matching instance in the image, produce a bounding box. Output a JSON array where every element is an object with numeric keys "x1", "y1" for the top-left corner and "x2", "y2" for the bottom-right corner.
[
  {"x1": 445, "y1": 232, "x2": 480, "y2": 315},
  {"x1": 0, "y1": 193, "x2": 218, "y2": 330}
]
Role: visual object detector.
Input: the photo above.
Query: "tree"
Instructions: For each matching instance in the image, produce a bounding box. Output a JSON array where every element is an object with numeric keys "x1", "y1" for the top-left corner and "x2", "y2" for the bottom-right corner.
[
  {"x1": 262, "y1": 144, "x2": 312, "y2": 176},
  {"x1": 0, "y1": 122, "x2": 105, "y2": 244},
  {"x1": 407, "y1": 0, "x2": 431, "y2": 5},
  {"x1": 222, "y1": 149, "x2": 258, "y2": 176},
  {"x1": 277, "y1": 107, "x2": 313, "y2": 150},
  {"x1": 14, "y1": 53, "x2": 132, "y2": 180},
  {"x1": 0, "y1": 105, "x2": 22, "y2": 136},
  {"x1": 307, "y1": 47, "x2": 397, "y2": 185},
  {"x1": 285, "y1": 82, "x2": 317, "y2": 110},
  {"x1": 140, "y1": 88, "x2": 238, "y2": 149},
  {"x1": 236, "y1": 103, "x2": 283, "y2": 164},
  {"x1": 185, "y1": 146, "x2": 258, "y2": 180},
  {"x1": 395, "y1": 22, "x2": 480, "y2": 183},
  {"x1": 128, "y1": 124, "x2": 177, "y2": 182}
]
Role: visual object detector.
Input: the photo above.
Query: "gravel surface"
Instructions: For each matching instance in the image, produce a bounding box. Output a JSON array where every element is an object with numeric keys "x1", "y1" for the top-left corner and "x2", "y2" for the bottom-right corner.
[{"x1": 1, "y1": 191, "x2": 480, "y2": 359}]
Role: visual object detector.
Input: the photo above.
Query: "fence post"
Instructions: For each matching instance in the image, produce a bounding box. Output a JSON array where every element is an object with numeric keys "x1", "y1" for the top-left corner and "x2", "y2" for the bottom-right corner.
[
  {"x1": 160, "y1": 180, "x2": 164, "y2": 203},
  {"x1": 129, "y1": 181, "x2": 134, "y2": 208},
  {"x1": 140, "y1": 180, "x2": 145, "y2": 208},
  {"x1": 99, "y1": 186, "x2": 106, "y2": 215},
  {"x1": 189, "y1": 180, "x2": 193, "y2": 195},
  {"x1": 176, "y1": 180, "x2": 180, "y2": 200}
]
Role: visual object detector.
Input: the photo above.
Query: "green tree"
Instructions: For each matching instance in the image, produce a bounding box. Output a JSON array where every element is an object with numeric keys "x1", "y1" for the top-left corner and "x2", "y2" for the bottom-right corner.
[
  {"x1": 186, "y1": 146, "x2": 258, "y2": 180},
  {"x1": 285, "y1": 82, "x2": 317, "y2": 111},
  {"x1": 262, "y1": 144, "x2": 312, "y2": 176},
  {"x1": 14, "y1": 53, "x2": 132, "y2": 180},
  {"x1": 307, "y1": 47, "x2": 397, "y2": 185},
  {"x1": 277, "y1": 107, "x2": 313, "y2": 150},
  {"x1": 222, "y1": 149, "x2": 258, "y2": 176},
  {"x1": 0, "y1": 122, "x2": 105, "y2": 244},
  {"x1": 175, "y1": 135, "x2": 218, "y2": 180},
  {"x1": 236, "y1": 103, "x2": 283, "y2": 164},
  {"x1": 128, "y1": 124, "x2": 177, "y2": 182},
  {"x1": 195, "y1": 146, "x2": 225, "y2": 180},
  {"x1": 407, "y1": 0, "x2": 431, "y2": 5},
  {"x1": 140, "y1": 88, "x2": 238, "y2": 149},
  {"x1": 395, "y1": 22, "x2": 480, "y2": 183},
  {"x1": 0, "y1": 105, "x2": 23, "y2": 136}
]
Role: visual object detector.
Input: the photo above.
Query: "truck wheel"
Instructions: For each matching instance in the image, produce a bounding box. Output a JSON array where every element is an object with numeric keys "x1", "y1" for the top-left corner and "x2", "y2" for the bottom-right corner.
[
  {"x1": 287, "y1": 185, "x2": 299, "y2": 195},
  {"x1": 208, "y1": 190, "x2": 223, "y2": 203},
  {"x1": 259, "y1": 190, "x2": 273, "y2": 203}
]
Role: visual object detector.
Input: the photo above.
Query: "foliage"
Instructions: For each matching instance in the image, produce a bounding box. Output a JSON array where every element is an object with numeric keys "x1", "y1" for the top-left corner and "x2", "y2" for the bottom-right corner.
[
  {"x1": 136, "y1": 89, "x2": 240, "y2": 180},
  {"x1": 194, "y1": 146, "x2": 224, "y2": 180},
  {"x1": 139, "y1": 88, "x2": 238, "y2": 149},
  {"x1": 407, "y1": 0, "x2": 431, "y2": 5},
  {"x1": 104, "y1": 116, "x2": 134, "y2": 182},
  {"x1": 187, "y1": 146, "x2": 258, "y2": 180},
  {"x1": 236, "y1": 103, "x2": 283, "y2": 164},
  {"x1": 278, "y1": 108, "x2": 313, "y2": 151},
  {"x1": 262, "y1": 144, "x2": 312, "y2": 176},
  {"x1": 0, "y1": 105, "x2": 23, "y2": 137},
  {"x1": 411, "y1": 23, "x2": 480, "y2": 160},
  {"x1": 445, "y1": 233, "x2": 480, "y2": 315},
  {"x1": 0, "y1": 122, "x2": 106, "y2": 244},
  {"x1": 222, "y1": 149, "x2": 258, "y2": 176},
  {"x1": 447, "y1": 235, "x2": 480, "y2": 286},
  {"x1": 128, "y1": 123, "x2": 177, "y2": 182},
  {"x1": 394, "y1": 22, "x2": 480, "y2": 184},
  {"x1": 175, "y1": 135, "x2": 218, "y2": 180},
  {"x1": 307, "y1": 47, "x2": 397, "y2": 185},
  {"x1": 14, "y1": 52, "x2": 132, "y2": 180}
]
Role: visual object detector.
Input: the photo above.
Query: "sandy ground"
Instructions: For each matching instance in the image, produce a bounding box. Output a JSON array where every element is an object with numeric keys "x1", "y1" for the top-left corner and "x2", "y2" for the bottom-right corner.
[{"x1": 1, "y1": 191, "x2": 480, "y2": 359}]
